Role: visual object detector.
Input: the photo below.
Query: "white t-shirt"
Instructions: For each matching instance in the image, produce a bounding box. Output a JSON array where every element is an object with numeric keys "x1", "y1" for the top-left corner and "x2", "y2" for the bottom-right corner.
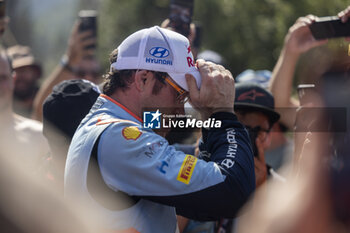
[{"x1": 0, "y1": 114, "x2": 50, "y2": 172}]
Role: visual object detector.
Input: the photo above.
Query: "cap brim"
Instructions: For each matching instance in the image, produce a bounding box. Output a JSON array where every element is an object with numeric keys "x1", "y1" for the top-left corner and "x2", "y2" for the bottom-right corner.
[
  {"x1": 12, "y1": 57, "x2": 41, "y2": 73},
  {"x1": 167, "y1": 69, "x2": 201, "y2": 91},
  {"x1": 234, "y1": 103, "x2": 280, "y2": 124}
]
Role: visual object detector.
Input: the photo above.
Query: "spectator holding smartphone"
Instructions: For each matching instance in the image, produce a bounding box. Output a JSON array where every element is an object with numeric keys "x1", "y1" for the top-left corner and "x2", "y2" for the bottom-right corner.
[
  {"x1": 161, "y1": 0, "x2": 199, "y2": 58},
  {"x1": 269, "y1": 15, "x2": 328, "y2": 130},
  {"x1": 236, "y1": 7, "x2": 350, "y2": 233},
  {"x1": 32, "y1": 12, "x2": 101, "y2": 121}
]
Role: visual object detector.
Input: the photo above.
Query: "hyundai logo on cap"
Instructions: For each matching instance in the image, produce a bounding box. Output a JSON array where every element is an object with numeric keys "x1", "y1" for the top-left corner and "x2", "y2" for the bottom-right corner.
[{"x1": 149, "y1": 47, "x2": 170, "y2": 58}]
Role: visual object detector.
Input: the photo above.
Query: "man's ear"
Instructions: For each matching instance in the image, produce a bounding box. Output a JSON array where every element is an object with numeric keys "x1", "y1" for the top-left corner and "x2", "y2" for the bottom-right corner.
[{"x1": 134, "y1": 70, "x2": 151, "y2": 92}]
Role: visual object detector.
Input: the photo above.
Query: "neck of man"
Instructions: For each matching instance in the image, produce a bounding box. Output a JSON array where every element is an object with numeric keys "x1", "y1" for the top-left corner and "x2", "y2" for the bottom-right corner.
[
  {"x1": 109, "y1": 92, "x2": 170, "y2": 138},
  {"x1": 109, "y1": 89, "x2": 143, "y2": 121}
]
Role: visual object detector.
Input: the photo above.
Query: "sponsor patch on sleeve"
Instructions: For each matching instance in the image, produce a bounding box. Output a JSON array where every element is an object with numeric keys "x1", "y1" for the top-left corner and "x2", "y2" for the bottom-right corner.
[
  {"x1": 122, "y1": 126, "x2": 142, "y2": 140},
  {"x1": 177, "y1": 154, "x2": 197, "y2": 185}
]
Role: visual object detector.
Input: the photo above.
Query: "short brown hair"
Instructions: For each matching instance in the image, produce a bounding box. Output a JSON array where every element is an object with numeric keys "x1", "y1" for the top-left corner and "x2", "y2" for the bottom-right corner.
[
  {"x1": 102, "y1": 49, "x2": 167, "y2": 96},
  {"x1": 102, "y1": 49, "x2": 136, "y2": 95}
]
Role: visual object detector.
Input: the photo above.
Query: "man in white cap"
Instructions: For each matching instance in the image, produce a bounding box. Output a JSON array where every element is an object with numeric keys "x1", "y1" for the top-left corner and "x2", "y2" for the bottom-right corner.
[{"x1": 64, "y1": 26, "x2": 255, "y2": 233}]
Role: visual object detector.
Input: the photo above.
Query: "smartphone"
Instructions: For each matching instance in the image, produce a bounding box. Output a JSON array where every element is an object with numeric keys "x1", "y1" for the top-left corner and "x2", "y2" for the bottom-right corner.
[
  {"x1": 297, "y1": 84, "x2": 316, "y2": 106},
  {"x1": 78, "y1": 10, "x2": 97, "y2": 49},
  {"x1": 309, "y1": 16, "x2": 350, "y2": 40},
  {"x1": 169, "y1": 0, "x2": 194, "y2": 37}
]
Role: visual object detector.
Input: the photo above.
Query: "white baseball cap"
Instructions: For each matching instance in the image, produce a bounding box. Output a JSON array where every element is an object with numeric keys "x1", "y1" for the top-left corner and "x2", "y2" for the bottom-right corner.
[{"x1": 111, "y1": 26, "x2": 201, "y2": 91}]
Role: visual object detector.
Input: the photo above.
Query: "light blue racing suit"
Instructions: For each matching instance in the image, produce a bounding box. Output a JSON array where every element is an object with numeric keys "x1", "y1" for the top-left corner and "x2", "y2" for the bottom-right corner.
[{"x1": 64, "y1": 94, "x2": 255, "y2": 233}]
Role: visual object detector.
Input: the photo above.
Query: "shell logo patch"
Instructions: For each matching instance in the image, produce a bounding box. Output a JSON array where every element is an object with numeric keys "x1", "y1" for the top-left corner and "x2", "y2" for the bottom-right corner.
[{"x1": 122, "y1": 126, "x2": 142, "y2": 140}]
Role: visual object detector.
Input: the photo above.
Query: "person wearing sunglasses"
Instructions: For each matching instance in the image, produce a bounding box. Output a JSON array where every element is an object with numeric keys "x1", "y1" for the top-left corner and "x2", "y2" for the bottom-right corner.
[
  {"x1": 214, "y1": 82, "x2": 284, "y2": 233},
  {"x1": 233, "y1": 82, "x2": 282, "y2": 187},
  {"x1": 64, "y1": 26, "x2": 255, "y2": 233}
]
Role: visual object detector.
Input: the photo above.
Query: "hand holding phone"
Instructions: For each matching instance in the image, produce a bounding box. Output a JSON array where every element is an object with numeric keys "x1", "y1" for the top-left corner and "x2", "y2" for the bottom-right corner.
[
  {"x1": 64, "y1": 10, "x2": 97, "y2": 67},
  {"x1": 169, "y1": 0, "x2": 194, "y2": 37},
  {"x1": 78, "y1": 10, "x2": 97, "y2": 50},
  {"x1": 309, "y1": 16, "x2": 350, "y2": 40}
]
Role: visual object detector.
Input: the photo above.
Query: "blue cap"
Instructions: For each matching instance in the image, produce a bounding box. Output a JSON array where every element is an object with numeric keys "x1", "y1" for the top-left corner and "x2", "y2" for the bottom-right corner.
[
  {"x1": 236, "y1": 69, "x2": 272, "y2": 89},
  {"x1": 197, "y1": 50, "x2": 224, "y2": 65}
]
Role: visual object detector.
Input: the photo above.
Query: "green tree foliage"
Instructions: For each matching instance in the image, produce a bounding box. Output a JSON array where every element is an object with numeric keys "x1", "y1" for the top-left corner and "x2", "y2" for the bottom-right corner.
[
  {"x1": 98, "y1": 0, "x2": 349, "y2": 77},
  {"x1": 98, "y1": 0, "x2": 169, "y2": 69}
]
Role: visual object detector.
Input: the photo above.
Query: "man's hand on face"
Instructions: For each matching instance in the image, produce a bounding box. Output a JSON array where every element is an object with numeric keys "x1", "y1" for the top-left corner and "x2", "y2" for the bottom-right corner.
[{"x1": 186, "y1": 59, "x2": 235, "y2": 120}]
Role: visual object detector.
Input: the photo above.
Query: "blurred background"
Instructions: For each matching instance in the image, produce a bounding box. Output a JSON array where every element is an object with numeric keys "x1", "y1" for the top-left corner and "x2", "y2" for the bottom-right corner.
[{"x1": 3, "y1": 0, "x2": 350, "y2": 85}]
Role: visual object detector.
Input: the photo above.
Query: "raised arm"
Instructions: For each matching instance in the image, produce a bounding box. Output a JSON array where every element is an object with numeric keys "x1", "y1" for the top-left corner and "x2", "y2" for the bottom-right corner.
[
  {"x1": 32, "y1": 21, "x2": 96, "y2": 121},
  {"x1": 269, "y1": 15, "x2": 327, "y2": 129}
]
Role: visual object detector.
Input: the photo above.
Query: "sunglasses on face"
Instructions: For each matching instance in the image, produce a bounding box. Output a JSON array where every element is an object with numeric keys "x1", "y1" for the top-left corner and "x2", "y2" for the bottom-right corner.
[{"x1": 153, "y1": 72, "x2": 189, "y2": 104}]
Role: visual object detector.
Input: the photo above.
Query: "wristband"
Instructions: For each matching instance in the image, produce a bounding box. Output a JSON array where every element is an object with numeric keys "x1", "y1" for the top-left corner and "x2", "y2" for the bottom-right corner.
[{"x1": 60, "y1": 55, "x2": 79, "y2": 74}]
